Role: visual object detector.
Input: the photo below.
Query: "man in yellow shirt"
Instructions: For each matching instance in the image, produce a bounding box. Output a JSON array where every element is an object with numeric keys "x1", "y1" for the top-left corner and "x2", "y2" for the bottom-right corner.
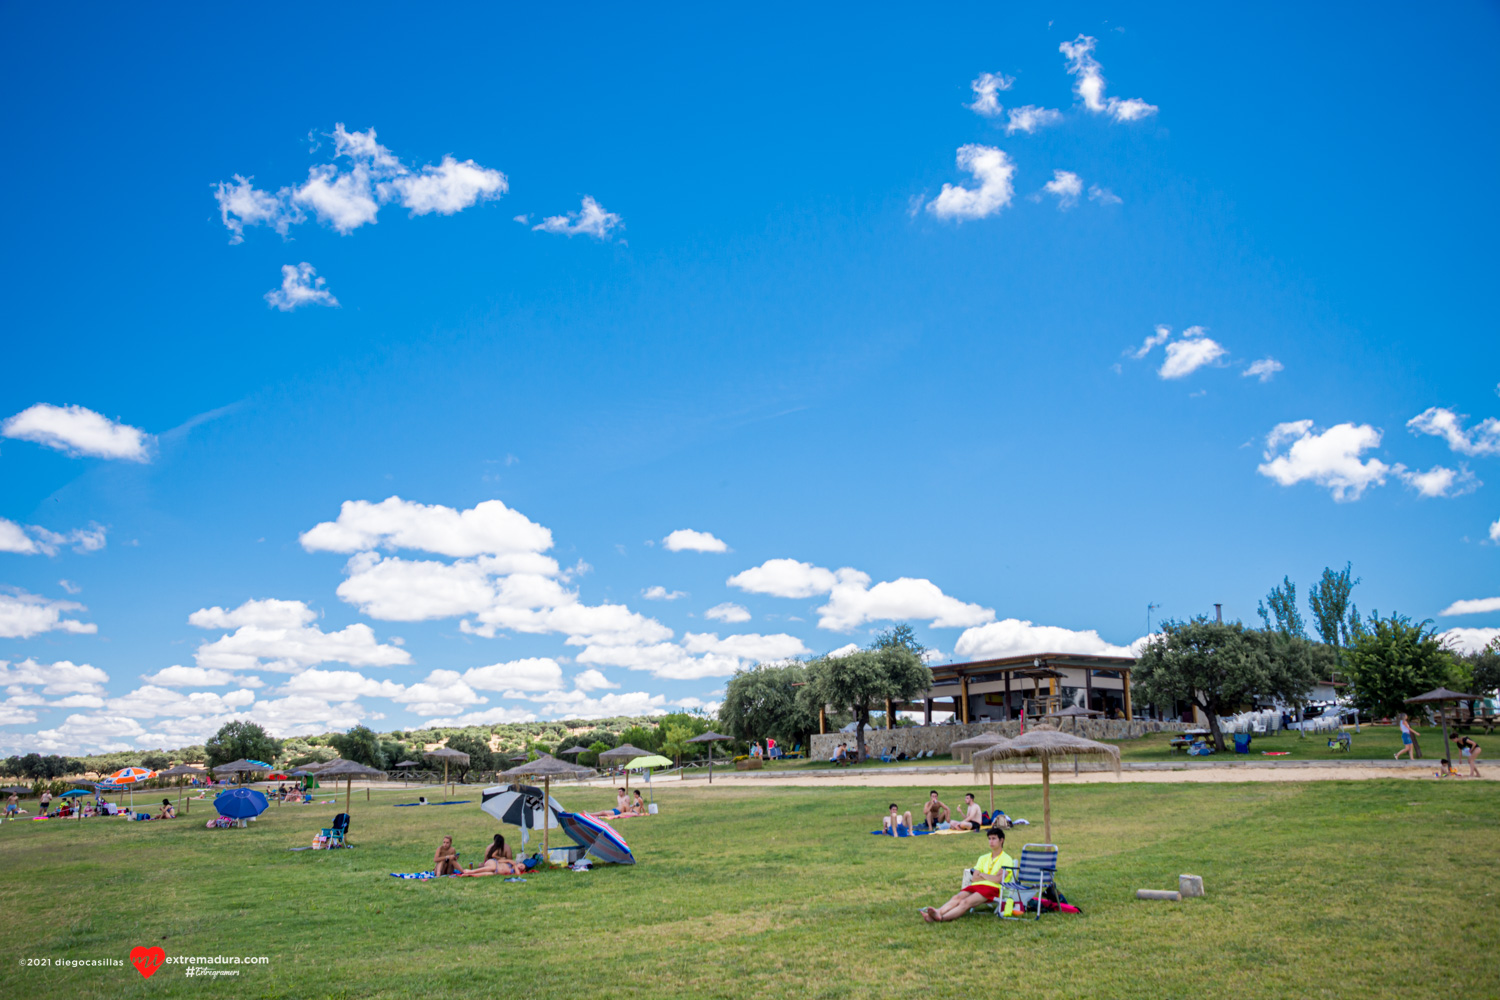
[{"x1": 921, "y1": 827, "x2": 1015, "y2": 922}]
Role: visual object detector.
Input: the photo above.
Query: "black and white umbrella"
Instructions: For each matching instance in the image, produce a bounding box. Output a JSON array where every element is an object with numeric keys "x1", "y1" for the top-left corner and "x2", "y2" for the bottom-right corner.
[{"x1": 480, "y1": 783, "x2": 564, "y2": 848}]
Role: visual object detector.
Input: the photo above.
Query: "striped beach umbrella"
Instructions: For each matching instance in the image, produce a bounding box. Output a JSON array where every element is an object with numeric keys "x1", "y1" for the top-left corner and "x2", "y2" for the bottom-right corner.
[
  {"x1": 555, "y1": 810, "x2": 635, "y2": 865},
  {"x1": 107, "y1": 766, "x2": 156, "y2": 809}
]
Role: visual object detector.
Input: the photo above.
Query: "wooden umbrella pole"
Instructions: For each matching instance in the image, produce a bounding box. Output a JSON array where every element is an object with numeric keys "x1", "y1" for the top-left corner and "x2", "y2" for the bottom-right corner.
[
  {"x1": 345, "y1": 777, "x2": 351, "y2": 815},
  {"x1": 543, "y1": 777, "x2": 550, "y2": 859},
  {"x1": 1041, "y1": 756, "x2": 1051, "y2": 845},
  {"x1": 988, "y1": 760, "x2": 995, "y2": 814}
]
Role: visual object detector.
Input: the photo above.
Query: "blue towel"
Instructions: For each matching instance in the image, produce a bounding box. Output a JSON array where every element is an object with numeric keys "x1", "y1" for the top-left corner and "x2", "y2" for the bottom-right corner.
[
  {"x1": 389, "y1": 871, "x2": 455, "y2": 879},
  {"x1": 392, "y1": 800, "x2": 474, "y2": 807},
  {"x1": 870, "y1": 827, "x2": 930, "y2": 837}
]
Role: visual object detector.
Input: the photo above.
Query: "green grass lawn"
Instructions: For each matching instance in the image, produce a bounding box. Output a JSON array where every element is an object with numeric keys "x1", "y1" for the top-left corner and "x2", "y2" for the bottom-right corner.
[{"x1": 1, "y1": 779, "x2": 1495, "y2": 999}]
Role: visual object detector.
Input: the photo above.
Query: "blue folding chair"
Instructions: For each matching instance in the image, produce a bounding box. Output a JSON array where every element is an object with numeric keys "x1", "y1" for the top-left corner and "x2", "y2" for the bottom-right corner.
[
  {"x1": 1233, "y1": 732, "x2": 1252, "y2": 754},
  {"x1": 323, "y1": 812, "x2": 350, "y2": 848},
  {"x1": 998, "y1": 844, "x2": 1058, "y2": 920}
]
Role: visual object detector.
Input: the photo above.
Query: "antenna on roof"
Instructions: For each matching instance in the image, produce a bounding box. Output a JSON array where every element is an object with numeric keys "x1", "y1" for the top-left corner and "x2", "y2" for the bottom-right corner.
[{"x1": 1147, "y1": 602, "x2": 1160, "y2": 635}]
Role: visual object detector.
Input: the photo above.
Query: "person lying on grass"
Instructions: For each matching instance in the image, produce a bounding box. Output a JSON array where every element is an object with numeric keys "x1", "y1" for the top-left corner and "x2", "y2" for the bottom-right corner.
[
  {"x1": 921, "y1": 827, "x2": 1015, "y2": 923},
  {"x1": 596, "y1": 788, "x2": 632, "y2": 818},
  {"x1": 952, "y1": 793, "x2": 984, "y2": 831},
  {"x1": 460, "y1": 834, "x2": 525, "y2": 876},
  {"x1": 883, "y1": 803, "x2": 914, "y2": 833},
  {"x1": 922, "y1": 791, "x2": 950, "y2": 830},
  {"x1": 434, "y1": 835, "x2": 461, "y2": 876}
]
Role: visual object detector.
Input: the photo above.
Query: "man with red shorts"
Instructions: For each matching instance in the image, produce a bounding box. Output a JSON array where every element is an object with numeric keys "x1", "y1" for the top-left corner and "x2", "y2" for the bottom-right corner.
[{"x1": 921, "y1": 827, "x2": 1015, "y2": 922}]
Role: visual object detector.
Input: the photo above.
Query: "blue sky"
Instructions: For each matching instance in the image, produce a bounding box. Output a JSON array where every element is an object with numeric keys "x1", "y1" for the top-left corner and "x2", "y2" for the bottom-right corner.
[{"x1": 2, "y1": 4, "x2": 1497, "y2": 753}]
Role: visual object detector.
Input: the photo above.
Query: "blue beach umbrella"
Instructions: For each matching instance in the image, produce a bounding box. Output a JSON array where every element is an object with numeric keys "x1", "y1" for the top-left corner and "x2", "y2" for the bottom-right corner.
[
  {"x1": 214, "y1": 788, "x2": 269, "y2": 822},
  {"x1": 555, "y1": 810, "x2": 635, "y2": 865}
]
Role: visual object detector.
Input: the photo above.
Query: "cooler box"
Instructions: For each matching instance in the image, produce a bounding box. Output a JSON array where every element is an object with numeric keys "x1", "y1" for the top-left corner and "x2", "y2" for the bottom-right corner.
[{"x1": 548, "y1": 845, "x2": 585, "y2": 865}]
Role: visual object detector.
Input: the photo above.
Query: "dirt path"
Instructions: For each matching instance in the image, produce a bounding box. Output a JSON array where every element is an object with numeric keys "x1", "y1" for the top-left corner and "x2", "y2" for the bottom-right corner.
[{"x1": 658, "y1": 764, "x2": 1495, "y2": 787}]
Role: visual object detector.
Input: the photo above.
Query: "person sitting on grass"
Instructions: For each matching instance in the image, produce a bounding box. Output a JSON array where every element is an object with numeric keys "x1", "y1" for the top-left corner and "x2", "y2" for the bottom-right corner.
[
  {"x1": 434, "y1": 835, "x2": 461, "y2": 876},
  {"x1": 953, "y1": 793, "x2": 984, "y2": 831},
  {"x1": 157, "y1": 798, "x2": 176, "y2": 819},
  {"x1": 883, "y1": 803, "x2": 913, "y2": 834},
  {"x1": 596, "y1": 788, "x2": 632, "y2": 818},
  {"x1": 631, "y1": 790, "x2": 649, "y2": 815},
  {"x1": 922, "y1": 790, "x2": 950, "y2": 830},
  {"x1": 921, "y1": 827, "x2": 1015, "y2": 922},
  {"x1": 460, "y1": 834, "x2": 524, "y2": 876}
]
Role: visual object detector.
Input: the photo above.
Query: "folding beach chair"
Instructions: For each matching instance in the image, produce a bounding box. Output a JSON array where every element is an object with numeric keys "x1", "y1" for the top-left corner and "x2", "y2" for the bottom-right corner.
[
  {"x1": 880, "y1": 746, "x2": 898, "y2": 763},
  {"x1": 1233, "y1": 733, "x2": 1252, "y2": 754},
  {"x1": 323, "y1": 812, "x2": 350, "y2": 848},
  {"x1": 997, "y1": 844, "x2": 1058, "y2": 921}
]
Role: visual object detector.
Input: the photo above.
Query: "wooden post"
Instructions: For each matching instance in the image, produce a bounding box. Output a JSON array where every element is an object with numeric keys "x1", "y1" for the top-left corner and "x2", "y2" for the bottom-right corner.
[
  {"x1": 924, "y1": 699, "x2": 932, "y2": 726},
  {"x1": 1123, "y1": 670, "x2": 1133, "y2": 720},
  {"x1": 543, "y1": 776, "x2": 551, "y2": 859},
  {"x1": 819, "y1": 707, "x2": 827, "y2": 735},
  {"x1": 885, "y1": 699, "x2": 893, "y2": 730},
  {"x1": 1085, "y1": 668, "x2": 1093, "y2": 714},
  {"x1": 1041, "y1": 756, "x2": 1051, "y2": 845},
  {"x1": 1004, "y1": 671, "x2": 1012, "y2": 721},
  {"x1": 960, "y1": 675, "x2": 970, "y2": 724}
]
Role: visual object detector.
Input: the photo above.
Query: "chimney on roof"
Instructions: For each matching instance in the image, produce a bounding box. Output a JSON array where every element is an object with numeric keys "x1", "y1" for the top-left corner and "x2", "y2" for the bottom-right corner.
[{"x1": 1214, "y1": 603, "x2": 1223, "y2": 623}]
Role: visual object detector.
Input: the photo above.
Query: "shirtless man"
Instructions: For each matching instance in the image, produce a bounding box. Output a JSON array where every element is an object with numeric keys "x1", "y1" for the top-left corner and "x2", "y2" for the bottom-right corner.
[
  {"x1": 5, "y1": 792, "x2": 17, "y2": 816},
  {"x1": 597, "y1": 788, "x2": 632, "y2": 818},
  {"x1": 922, "y1": 790, "x2": 950, "y2": 829},
  {"x1": 883, "y1": 803, "x2": 914, "y2": 834},
  {"x1": 952, "y1": 793, "x2": 984, "y2": 831}
]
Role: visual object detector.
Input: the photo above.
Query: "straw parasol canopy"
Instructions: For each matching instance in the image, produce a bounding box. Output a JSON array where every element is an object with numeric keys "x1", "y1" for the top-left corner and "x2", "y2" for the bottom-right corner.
[
  {"x1": 557, "y1": 746, "x2": 588, "y2": 755},
  {"x1": 972, "y1": 725, "x2": 1120, "y2": 844},
  {"x1": 1408, "y1": 687, "x2": 1481, "y2": 762},
  {"x1": 212, "y1": 759, "x2": 269, "y2": 785},
  {"x1": 156, "y1": 764, "x2": 208, "y2": 814},
  {"x1": 686, "y1": 731, "x2": 733, "y2": 784},
  {"x1": 499, "y1": 754, "x2": 593, "y2": 856},
  {"x1": 948, "y1": 732, "x2": 1009, "y2": 764},
  {"x1": 316, "y1": 758, "x2": 386, "y2": 815},
  {"x1": 598, "y1": 744, "x2": 651, "y2": 788},
  {"x1": 424, "y1": 747, "x2": 471, "y2": 795}
]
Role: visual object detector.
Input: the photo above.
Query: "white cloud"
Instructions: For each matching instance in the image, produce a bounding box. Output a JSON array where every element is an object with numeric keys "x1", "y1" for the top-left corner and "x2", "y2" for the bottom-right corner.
[
  {"x1": 265, "y1": 262, "x2": 338, "y2": 311},
  {"x1": 189, "y1": 598, "x2": 318, "y2": 630},
  {"x1": 818, "y1": 572, "x2": 994, "y2": 632},
  {"x1": 301, "y1": 496, "x2": 553, "y2": 558},
  {"x1": 1129, "y1": 324, "x2": 1172, "y2": 360},
  {"x1": 462, "y1": 657, "x2": 565, "y2": 693},
  {"x1": 1059, "y1": 35, "x2": 1158, "y2": 121},
  {"x1": 1256, "y1": 420, "x2": 1391, "y2": 502},
  {"x1": 392, "y1": 669, "x2": 486, "y2": 716},
  {"x1": 676, "y1": 696, "x2": 722, "y2": 714},
  {"x1": 1492, "y1": 518, "x2": 1500, "y2": 544},
  {"x1": 1438, "y1": 627, "x2": 1500, "y2": 655},
  {"x1": 827, "y1": 642, "x2": 861, "y2": 659},
  {"x1": 277, "y1": 668, "x2": 404, "y2": 702},
  {"x1": 642, "y1": 586, "x2": 688, "y2": 601},
  {"x1": 2, "y1": 403, "x2": 151, "y2": 461},
  {"x1": 705, "y1": 602, "x2": 751, "y2": 623},
  {"x1": 1005, "y1": 106, "x2": 1064, "y2": 134},
  {"x1": 1159, "y1": 330, "x2": 1227, "y2": 379},
  {"x1": 190, "y1": 599, "x2": 411, "y2": 674},
  {"x1": 1398, "y1": 464, "x2": 1479, "y2": 498},
  {"x1": 927, "y1": 145, "x2": 1016, "y2": 222},
  {"x1": 1041, "y1": 170, "x2": 1083, "y2": 208},
  {"x1": 682, "y1": 632, "x2": 810, "y2": 662},
  {"x1": 572, "y1": 668, "x2": 617, "y2": 692},
  {"x1": 422, "y1": 706, "x2": 540, "y2": 727},
  {"x1": 0, "y1": 590, "x2": 97, "y2": 639},
  {"x1": 954, "y1": 619, "x2": 1135, "y2": 659},
  {"x1": 1439, "y1": 596, "x2": 1500, "y2": 616},
  {"x1": 728, "y1": 559, "x2": 839, "y2": 599},
  {"x1": 0, "y1": 658, "x2": 109, "y2": 695},
  {"x1": 532, "y1": 196, "x2": 623, "y2": 239},
  {"x1": 1406, "y1": 407, "x2": 1500, "y2": 457},
  {"x1": 249, "y1": 696, "x2": 370, "y2": 735},
  {"x1": 1243, "y1": 358, "x2": 1284, "y2": 382},
  {"x1": 966, "y1": 71, "x2": 1013, "y2": 116},
  {"x1": 216, "y1": 124, "x2": 506, "y2": 242},
  {"x1": 141, "y1": 664, "x2": 258, "y2": 687},
  {"x1": 1087, "y1": 184, "x2": 1121, "y2": 205},
  {"x1": 106, "y1": 685, "x2": 256, "y2": 719},
  {"x1": 0, "y1": 518, "x2": 38, "y2": 554},
  {"x1": 381, "y1": 156, "x2": 508, "y2": 216},
  {"x1": 663, "y1": 529, "x2": 728, "y2": 553},
  {"x1": 528, "y1": 689, "x2": 669, "y2": 719}
]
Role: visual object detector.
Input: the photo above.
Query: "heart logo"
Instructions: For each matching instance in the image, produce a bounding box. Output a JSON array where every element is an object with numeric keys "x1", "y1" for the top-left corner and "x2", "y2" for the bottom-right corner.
[{"x1": 130, "y1": 946, "x2": 165, "y2": 979}]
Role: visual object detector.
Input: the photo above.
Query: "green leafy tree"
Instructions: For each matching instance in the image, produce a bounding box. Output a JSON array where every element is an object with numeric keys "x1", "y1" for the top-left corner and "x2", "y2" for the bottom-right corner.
[
  {"x1": 719, "y1": 661, "x2": 819, "y2": 747},
  {"x1": 1134, "y1": 617, "x2": 1320, "y2": 751},
  {"x1": 618, "y1": 725, "x2": 657, "y2": 752},
  {"x1": 441, "y1": 733, "x2": 493, "y2": 778},
  {"x1": 658, "y1": 724, "x2": 695, "y2": 765},
  {"x1": 1257, "y1": 577, "x2": 1306, "y2": 638},
  {"x1": 799, "y1": 646, "x2": 929, "y2": 760},
  {"x1": 327, "y1": 726, "x2": 387, "y2": 769},
  {"x1": 1345, "y1": 612, "x2": 1458, "y2": 720},
  {"x1": 1461, "y1": 638, "x2": 1500, "y2": 713},
  {"x1": 1308, "y1": 563, "x2": 1361, "y2": 664},
  {"x1": 204, "y1": 720, "x2": 282, "y2": 769},
  {"x1": 580, "y1": 741, "x2": 611, "y2": 767},
  {"x1": 140, "y1": 753, "x2": 171, "y2": 771},
  {"x1": 870, "y1": 623, "x2": 927, "y2": 660}
]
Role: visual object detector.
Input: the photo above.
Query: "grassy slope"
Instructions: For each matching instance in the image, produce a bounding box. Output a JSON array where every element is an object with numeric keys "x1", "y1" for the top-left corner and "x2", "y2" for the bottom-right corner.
[{"x1": 0, "y1": 779, "x2": 1495, "y2": 999}]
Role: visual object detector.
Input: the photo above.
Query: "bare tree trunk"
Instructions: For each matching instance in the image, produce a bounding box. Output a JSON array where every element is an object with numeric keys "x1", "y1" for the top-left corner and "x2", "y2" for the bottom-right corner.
[{"x1": 1203, "y1": 700, "x2": 1227, "y2": 752}]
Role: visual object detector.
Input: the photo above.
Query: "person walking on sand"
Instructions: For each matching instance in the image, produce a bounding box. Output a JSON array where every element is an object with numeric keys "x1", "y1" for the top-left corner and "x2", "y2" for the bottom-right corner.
[{"x1": 1394, "y1": 713, "x2": 1420, "y2": 759}]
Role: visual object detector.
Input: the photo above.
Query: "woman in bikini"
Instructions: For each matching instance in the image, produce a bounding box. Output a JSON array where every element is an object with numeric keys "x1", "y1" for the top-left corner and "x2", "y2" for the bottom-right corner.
[
  {"x1": 460, "y1": 834, "x2": 524, "y2": 876},
  {"x1": 1454, "y1": 735, "x2": 1482, "y2": 777},
  {"x1": 631, "y1": 791, "x2": 648, "y2": 816},
  {"x1": 433, "y1": 835, "x2": 461, "y2": 876},
  {"x1": 596, "y1": 788, "x2": 632, "y2": 819}
]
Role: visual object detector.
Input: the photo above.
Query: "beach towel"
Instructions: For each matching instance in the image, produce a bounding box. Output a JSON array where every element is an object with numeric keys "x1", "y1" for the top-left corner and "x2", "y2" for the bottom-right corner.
[
  {"x1": 1261, "y1": 751, "x2": 1290, "y2": 756},
  {"x1": 388, "y1": 871, "x2": 459, "y2": 880},
  {"x1": 870, "y1": 827, "x2": 930, "y2": 837},
  {"x1": 393, "y1": 800, "x2": 474, "y2": 807}
]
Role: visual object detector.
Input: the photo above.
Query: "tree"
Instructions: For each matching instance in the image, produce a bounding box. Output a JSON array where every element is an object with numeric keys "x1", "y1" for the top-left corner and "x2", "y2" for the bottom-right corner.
[
  {"x1": 1345, "y1": 612, "x2": 1459, "y2": 720},
  {"x1": 800, "y1": 646, "x2": 929, "y2": 760},
  {"x1": 327, "y1": 726, "x2": 387, "y2": 769},
  {"x1": 719, "y1": 661, "x2": 819, "y2": 748},
  {"x1": 1257, "y1": 577, "x2": 1306, "y2": 638},
  {"x1": 618, "y1": 725, "x2": 658, "y2": 752},
  {"x1": 580, "y1": 741, "x2": 611, "y2": 767},
  {"x1": 140, "y1": 753, "x2": 171, "y2": 771},
  {"x1": 1461, "y1": 638, "x2": 1500, "y2": 714},
  {"x1": 205, "y1": 720, "x2": 282, "y2": 769},
  {"x1": 658, "y1": 724, "x2": 695, "y2": 766},
  {"x1": 1133, "y1": 617, "x2": 1319, "y2": 752},
  {"x1": 1308, "y1": 563, "x2": 1361, "y2": 664},
  {"x1": 871, "y1": 623, "x2": 927, "y2": 660}
]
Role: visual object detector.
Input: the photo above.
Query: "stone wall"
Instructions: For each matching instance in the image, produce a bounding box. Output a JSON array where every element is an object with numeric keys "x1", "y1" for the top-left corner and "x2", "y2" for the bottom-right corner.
[{"x1": 810, "y1": 718, "x2": 1188, "y2": 760}]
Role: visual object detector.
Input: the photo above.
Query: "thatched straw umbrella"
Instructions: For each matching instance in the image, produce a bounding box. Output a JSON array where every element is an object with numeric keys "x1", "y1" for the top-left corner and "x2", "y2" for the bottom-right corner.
[
  {"x1": 598, "y1": 745, "x2": 650, "y2": 789},
  {"x1": 686, "y1": 731, "x2": 732, "y2": 784},
  {"x1": 1407, "y1": 687, "x2": 1480, "y2": 764},
  {"x1": 211, "y1": 759, "x2": 268, "y2": 787},
  {"x1": 948, "y1": 732, "x2": 1009, "y2": 765},
  {"x1": 316, "y1": 758, "x2": 386, "y2": 815},
  {"x1": 156, "y1": 764, "x2": 207, "y2": 815},
  {"x1": 424, "y1": 747, "x2": 470, "y2": 797},
  {"x1": 1043, "y1": 706, "x2": 1107, "y2": 775},
  {"x1": 498, "y1": 754, "x2": 592, "y2": 858},
  {"x1": 972, "y1": 724, "x2": 1120, "y2": 844}
]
